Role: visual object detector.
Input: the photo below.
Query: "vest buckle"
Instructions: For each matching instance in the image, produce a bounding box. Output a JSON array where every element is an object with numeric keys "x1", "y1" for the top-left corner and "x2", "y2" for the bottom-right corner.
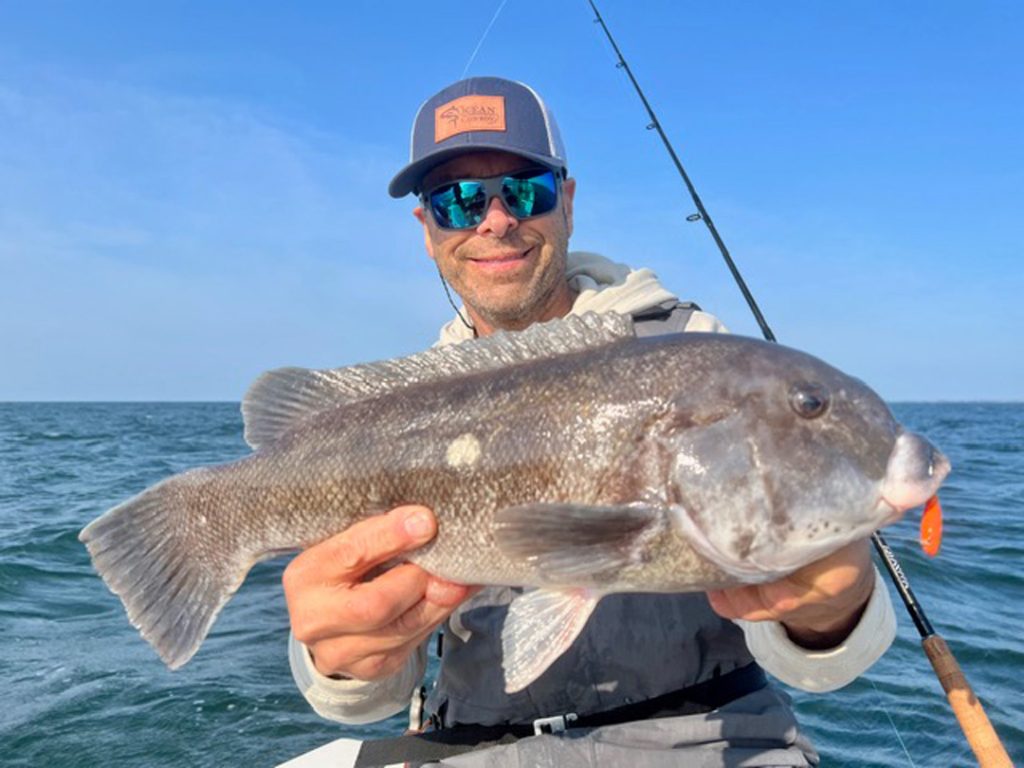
[{"x1": 532, "y1": 712, "x2": 578, "y2": 735}]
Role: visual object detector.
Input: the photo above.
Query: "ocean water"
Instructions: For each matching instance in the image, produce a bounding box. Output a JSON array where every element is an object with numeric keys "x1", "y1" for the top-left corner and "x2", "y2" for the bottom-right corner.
[{"x1": 1, "y1": 401, "x2": 1021, "y2": 767}]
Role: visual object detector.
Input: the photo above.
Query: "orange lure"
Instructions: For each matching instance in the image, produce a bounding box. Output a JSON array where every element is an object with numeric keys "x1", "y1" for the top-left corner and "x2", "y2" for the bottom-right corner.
[{"x1": 920, "y1": 495, "x2": 943, "y2": 557}]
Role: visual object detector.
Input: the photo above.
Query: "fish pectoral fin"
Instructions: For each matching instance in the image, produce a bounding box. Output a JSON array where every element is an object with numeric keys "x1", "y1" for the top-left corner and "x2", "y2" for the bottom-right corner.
[
  {"x1": 501, "y1": 588, "x2": 600, "y2": 693},
  {"x1": 494, "y1": 503, "x2": 665, "y2": 582}
]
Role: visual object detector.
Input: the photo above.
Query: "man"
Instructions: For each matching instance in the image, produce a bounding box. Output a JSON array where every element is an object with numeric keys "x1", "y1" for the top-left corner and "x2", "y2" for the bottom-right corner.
[{"x1": 284, "y1": 77, "x2": 896, "y2": 766}]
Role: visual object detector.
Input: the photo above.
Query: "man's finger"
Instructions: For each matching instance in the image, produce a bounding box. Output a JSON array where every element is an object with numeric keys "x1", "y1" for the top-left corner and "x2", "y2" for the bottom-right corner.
[
  {"x1": 707, "y1": 586, "x2": 777, "y2": 622},
  {"x1": 425, "y1": 578, "x2": 477, "y2": 607},
  {"x1": 309, "y1": 598, "x2": 463, "y2": 678},
  {"x1": 290, "y1": 562, "x2": 433, "y2": 643},
  {"x1": 330, "y1": 629, "x2": 438, "y2": 681},
  {"x1": 353, "y1": 585, "x2": 474, "y2": 654},
  {"x1": 284, "y1": 505, "x2": 437, "y2": 590}
]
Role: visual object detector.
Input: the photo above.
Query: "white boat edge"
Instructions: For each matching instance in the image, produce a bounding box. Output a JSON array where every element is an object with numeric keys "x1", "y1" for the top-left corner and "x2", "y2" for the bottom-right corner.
[{"x1": 276, "y1": 737, "x2": 396, "y2": 768}]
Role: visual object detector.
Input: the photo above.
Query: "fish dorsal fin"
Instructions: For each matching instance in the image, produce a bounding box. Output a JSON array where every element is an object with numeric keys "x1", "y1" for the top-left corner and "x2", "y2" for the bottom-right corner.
[{"x1": 242, "y1": 311, "x2": 635, "y2": 448}]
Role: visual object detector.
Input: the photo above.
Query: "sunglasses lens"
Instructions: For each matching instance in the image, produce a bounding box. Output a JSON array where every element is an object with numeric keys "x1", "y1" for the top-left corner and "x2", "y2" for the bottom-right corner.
[
  {"x1": 430, "y1": 181, "x2": 487, "y2": 229},
  {"x1": 502, "y1": 170, "x2": 557, "y2": 219},
  {"x1": 427, "y1": 169, "x2": 559, "y2": 230}
]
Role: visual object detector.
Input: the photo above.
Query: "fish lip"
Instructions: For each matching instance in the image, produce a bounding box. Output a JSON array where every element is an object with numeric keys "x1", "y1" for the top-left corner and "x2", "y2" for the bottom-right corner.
[
  {"x1": 872, "y1": 495, "x2": 904, "y2": 527},
  {"x1": 879, "y1": 430, "x2": 951, "y2": 514}
]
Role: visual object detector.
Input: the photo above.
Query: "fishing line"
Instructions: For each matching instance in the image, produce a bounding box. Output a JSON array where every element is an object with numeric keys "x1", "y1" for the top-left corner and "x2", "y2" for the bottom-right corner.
[
  {"x1": 438, "y1": 268, "x2": 476, "y2": 334},
  {"x1": 439, "y1": 0, "x2": 512, "y2": 337},
  {"x1": 868, "y1": 677, "x2": 918, "y2": 767},
  {"x1": 461, "y1": 0, "x2": 509, "y2": 80},
  {"x1": 876, "y1": 533, "x2": 925, "y2": 547}
]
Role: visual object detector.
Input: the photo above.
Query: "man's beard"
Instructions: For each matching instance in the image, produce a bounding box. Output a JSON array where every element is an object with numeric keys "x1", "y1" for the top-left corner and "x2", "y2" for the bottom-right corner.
[{"x1": 450, "y1": 236, "x2": 570, "y2": 331}]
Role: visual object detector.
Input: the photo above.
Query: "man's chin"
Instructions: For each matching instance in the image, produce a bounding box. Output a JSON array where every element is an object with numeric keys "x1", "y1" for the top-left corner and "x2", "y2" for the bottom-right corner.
[{"x1": 471, "y1": 306, "x2": 533, "y2": 332}]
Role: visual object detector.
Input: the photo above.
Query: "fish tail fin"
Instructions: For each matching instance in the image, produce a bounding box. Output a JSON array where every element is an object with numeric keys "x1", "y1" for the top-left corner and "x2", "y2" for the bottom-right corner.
[{"x1": 79, "y1": 470, "x2": 248, "y2": 669}]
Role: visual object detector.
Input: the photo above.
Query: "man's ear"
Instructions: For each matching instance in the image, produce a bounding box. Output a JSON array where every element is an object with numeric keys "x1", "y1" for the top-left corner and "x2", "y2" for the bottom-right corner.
[
  {"x1": 561, "y1": 177, "x2": 576, "y2": 237},
  {"x1": 413, "y1": 205, "x2": 435, "y2": 260}
]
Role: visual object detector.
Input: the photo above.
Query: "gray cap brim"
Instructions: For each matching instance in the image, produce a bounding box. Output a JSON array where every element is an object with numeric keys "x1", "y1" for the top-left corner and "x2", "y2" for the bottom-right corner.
[{"x1": 388, "y1": 146, "x2": 563, "y2": 198}]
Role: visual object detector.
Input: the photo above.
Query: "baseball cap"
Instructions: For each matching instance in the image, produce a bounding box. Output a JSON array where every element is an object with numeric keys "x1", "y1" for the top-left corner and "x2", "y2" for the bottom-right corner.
[{"x1": 388, "y1": 76, "x2": 568, "y2": 198}]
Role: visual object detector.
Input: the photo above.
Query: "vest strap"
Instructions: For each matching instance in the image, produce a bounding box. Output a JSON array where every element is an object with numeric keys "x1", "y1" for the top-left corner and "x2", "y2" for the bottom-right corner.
[
  {"x1": 631, "y1": 300, "x2": 700, "y2": 337},
  {"x1": 354, "y1": 663, "x2": 766, "y2": 767}
]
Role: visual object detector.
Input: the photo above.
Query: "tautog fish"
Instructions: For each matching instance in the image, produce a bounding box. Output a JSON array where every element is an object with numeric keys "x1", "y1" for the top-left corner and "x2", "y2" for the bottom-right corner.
[{"x1": 80, "y1": 312, "x2": 949, "y2": 693}]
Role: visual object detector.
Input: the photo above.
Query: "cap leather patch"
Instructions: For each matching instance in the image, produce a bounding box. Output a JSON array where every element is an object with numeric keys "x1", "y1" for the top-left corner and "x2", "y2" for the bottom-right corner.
[{"x1": 435, "y1": 95, "x2": 506, "y2": 143}]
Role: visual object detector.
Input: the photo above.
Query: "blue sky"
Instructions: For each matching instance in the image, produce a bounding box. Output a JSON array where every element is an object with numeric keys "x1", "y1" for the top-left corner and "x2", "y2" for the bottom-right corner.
[{"x1": 1, "y1": 1, "x2": 1021, "y2": 401}]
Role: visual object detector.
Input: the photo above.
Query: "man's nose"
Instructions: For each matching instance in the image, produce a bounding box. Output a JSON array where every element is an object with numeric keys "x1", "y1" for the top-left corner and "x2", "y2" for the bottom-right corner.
[{"x1": 475, "y1": 196, "x2": 519, "y2": 237}]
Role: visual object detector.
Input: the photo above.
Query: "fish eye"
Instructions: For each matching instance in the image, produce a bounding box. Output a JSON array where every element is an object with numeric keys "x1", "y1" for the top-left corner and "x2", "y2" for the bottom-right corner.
[{"x1": 788, "y1": 382, "x2": 830, "y2": 419}]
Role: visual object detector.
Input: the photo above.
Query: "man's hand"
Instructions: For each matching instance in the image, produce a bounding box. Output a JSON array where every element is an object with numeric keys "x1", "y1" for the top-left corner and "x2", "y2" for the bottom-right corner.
[
  {"x1": 283, "y1": 505, "x2": 474, "y2": 680},
  {"x1": 707, "y1": 540, "x2": 875, "y2": 650}
]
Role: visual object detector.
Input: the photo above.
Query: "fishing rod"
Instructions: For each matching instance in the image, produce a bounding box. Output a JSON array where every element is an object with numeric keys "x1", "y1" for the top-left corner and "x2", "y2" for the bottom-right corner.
[{"x1": 586, "y1": 2, "x2": 1013, "y2": 766}]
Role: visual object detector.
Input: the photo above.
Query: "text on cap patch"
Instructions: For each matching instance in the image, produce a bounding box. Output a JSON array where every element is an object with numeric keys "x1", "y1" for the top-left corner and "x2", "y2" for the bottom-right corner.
[{"x1": 434, "y1": 96, "x2": 507, "y2": 143}]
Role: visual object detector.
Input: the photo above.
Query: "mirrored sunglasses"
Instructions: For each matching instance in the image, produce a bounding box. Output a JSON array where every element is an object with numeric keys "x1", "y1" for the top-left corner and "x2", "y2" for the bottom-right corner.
[{"x1": 422, "y1": 168, "x2": 559, "y2": 230}]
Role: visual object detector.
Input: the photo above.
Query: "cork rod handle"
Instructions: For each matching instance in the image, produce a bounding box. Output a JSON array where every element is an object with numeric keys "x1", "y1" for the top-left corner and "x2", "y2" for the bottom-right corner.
[{"x1": 922, "y1": 635, "x2": 1014, "y2": 767}]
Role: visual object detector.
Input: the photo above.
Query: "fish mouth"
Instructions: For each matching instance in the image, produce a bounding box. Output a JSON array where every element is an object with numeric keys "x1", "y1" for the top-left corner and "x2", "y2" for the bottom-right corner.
[{"x1": 878, "y1": 429, "x2": 951, "y2": 518}]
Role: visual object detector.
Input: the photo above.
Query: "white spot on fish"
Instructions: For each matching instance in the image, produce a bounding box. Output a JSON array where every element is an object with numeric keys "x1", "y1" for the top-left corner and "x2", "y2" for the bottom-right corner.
[
  {"x1": 676, "y1": 452, "x2": 707, "y2": 476},
  {"x1": 446, "y1": 433, "x2": 481, "y2": 469}
]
